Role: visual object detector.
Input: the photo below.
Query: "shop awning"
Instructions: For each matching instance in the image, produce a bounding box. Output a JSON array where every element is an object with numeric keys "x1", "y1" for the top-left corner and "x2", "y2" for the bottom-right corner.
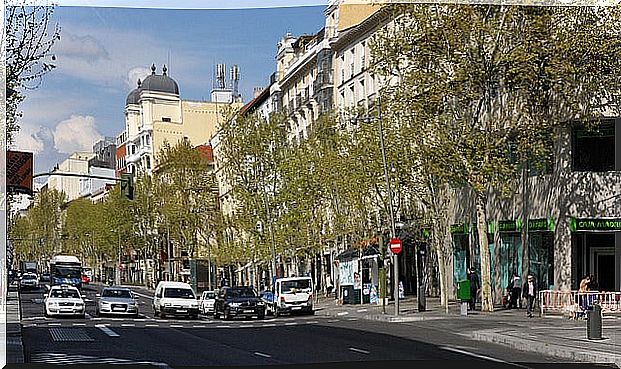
[{"x1": 336, "y1": 246, "x2": 379, "y2": 261}]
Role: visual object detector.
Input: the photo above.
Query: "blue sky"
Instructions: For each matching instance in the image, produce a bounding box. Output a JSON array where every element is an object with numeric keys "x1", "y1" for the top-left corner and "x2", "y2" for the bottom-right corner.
[{"x1": 14, "y1": 5, "x2": 326, "y2": 176}]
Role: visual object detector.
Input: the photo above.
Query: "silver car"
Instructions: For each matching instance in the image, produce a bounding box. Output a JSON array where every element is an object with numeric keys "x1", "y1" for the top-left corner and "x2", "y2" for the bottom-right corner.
[{"x1": 96, "y1": 287, "x2": 139, "y2": 317}]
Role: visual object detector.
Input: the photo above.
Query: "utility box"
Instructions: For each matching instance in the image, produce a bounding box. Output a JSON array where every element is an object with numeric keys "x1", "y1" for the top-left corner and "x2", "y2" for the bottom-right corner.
[{"x1": 457, "y1": 280, "x2": 471, "y2": 301}]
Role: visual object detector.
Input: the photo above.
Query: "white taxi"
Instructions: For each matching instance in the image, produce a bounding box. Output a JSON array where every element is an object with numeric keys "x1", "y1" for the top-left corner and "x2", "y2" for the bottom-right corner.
[{"x1": 44, "y1": 285, "x2": 86, "y2": 318}]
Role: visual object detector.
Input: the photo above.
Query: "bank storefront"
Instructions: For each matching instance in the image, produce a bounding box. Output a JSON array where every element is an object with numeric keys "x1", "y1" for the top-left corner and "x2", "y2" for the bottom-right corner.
[
  {"x1": 570, "y1": 217, "x2": 621, "y2": 292},
  {"x1": 452, "y1": 218, "x2": 555, "y2": 296}
]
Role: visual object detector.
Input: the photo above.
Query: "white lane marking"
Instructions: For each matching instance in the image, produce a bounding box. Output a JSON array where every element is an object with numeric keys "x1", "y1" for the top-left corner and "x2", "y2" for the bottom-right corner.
[
  {"x1": 284, "y1": 322, "x2": 297, "y2": 326},
  {"x1": 192, "y1": 325, "x2": 206, "y2": 328},
  {"x1": 216, "y1": 325, "x2": 230, "y2": 328},
  {"x1": 92, "y1": 318, "x2": 102, "y2": 321},
  {"x1": 347, "y1": 318, "x2": 358, "y2": 321},
  {"x1": 440, "y1": 347, "x2": 529, "y2": 368},
  {"x1": 262, "y1": 323, "x2": 277, "y2": 327},
  {"x1": 24, "y1": 324, "x2": 37, "y2": 327},
  {"x1": 145, "y1": 324, "x2": 159, "y2": 327},
  {"x1": 134, "y1": 318, "x2": 147, "y2": 322},
  {"x1": 328, "y1": 319, "x2": 340, "y2": 323},
  {"x1": 240, "y1": 325, "x2": 254, "y2": 328},
  {"x1": 170, "y1": 324, "x2": 184, "y2": 328},
  {"x1": 96, "y1": 324, "x2": 120, "y2": 337},
  {"x1": 112, "y1": 318, "x2": 122, "y2": 321},
  {"x1": 337, "y1": 312, "x2": 349, "y2": 316},
  {"x1": 48, "y1": 323, "x2": 61, "y2": 326},
  {"x1": 72, "y1": 323, "x2": 86, "y2": 326},
  {"x1": 349, "y1": 347, "x2": 370, "y2": 355},
  {"x1": 121, "y1": 324, "x2": 135, "y2": 327},
  {"x1": 357, "y1": 309, "x2": 368, "y2": 312},
  {"x1": 307, "y1": 321, "x2": 319, "y2": 324},
  {"x1": 254, "y1": 352, "x2": 272, "y2": 358}
]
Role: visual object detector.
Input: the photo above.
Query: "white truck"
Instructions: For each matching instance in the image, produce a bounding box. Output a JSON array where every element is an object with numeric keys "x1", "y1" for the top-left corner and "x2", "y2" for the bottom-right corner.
[{"x1": 272, "y1": 276, "x2": 314, "y2": 317}]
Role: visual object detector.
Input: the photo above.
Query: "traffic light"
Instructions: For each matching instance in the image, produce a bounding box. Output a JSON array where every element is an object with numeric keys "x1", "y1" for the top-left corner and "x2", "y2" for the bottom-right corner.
[{"x1": 120, "y1": 173, "x2": 134, "y2": 200}]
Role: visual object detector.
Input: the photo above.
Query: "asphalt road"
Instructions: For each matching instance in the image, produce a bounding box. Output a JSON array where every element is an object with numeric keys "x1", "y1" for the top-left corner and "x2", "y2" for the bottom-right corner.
[{"x1": 18, "y1": 283, "x2": 572, "y2": 368}]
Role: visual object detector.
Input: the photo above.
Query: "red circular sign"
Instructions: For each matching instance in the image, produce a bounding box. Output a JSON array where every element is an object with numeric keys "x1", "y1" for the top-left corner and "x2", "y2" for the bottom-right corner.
[{"x1": 389, "y1": 237, "x2": 402, "y2": 254}]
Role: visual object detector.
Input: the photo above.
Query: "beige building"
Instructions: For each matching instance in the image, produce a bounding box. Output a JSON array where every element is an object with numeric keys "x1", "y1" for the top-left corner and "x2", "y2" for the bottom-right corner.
[
  {"x1": 46, "y1": 152, "x2": 96, "y2": 202},
  {"x1": 122, "y1": 64, "x2": 241, "y2": 176}
]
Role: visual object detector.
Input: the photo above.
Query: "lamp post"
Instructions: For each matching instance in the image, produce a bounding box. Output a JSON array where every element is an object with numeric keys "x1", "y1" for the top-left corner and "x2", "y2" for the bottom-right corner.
[{"x1": 351, "y1": 95, "x2": 399, "y2": 316}]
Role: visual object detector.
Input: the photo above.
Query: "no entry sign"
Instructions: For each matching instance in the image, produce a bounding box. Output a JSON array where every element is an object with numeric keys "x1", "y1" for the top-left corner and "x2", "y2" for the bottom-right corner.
[{"x1": 389, "y1": 237, "x2": 402, "y2": 254}]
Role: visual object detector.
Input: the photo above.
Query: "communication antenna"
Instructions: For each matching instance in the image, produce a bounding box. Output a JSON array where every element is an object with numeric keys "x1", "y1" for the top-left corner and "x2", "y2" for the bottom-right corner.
[
  {"x1": 216, "y1": 63, "x2": 226, "y2": 89},
  {"x1": 231, "y1": 65, "x2": 240, "y2": 99}
]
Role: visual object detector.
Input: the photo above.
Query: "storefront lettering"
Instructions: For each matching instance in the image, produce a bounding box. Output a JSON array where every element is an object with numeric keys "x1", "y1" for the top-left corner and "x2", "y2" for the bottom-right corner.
[{"x1": 573, "y1": 218, "x2": 621, "y2": 231}]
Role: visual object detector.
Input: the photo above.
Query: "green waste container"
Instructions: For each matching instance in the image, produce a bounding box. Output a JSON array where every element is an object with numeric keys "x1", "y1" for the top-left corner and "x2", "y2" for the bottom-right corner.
[{"x1": 458, "y1": 280, "x2": 471, "y2": 301}]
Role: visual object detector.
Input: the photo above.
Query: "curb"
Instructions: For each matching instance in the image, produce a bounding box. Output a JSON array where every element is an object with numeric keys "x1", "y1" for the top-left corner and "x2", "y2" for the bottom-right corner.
[
  {"x1": 316, "y1": 306, "x2": 449, "y2": 323},
  {"x1": 470, "y1": 330, "x2": 621, "y2": 366}
]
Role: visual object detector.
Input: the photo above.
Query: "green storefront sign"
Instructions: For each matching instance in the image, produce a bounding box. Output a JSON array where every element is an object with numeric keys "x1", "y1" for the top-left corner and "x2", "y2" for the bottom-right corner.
[
  {"x1": 487, "y1": 218, "x2": 554, "y2": 233},
  {"x1": 450, "y1": 223, "x2": 471, "y2": 234},
  {"x1": 527, "y1": 218, "x2": 555, "y2": 232},
  {"x1": 570, "y1": 218, "x2": 621, "y2": 232}
]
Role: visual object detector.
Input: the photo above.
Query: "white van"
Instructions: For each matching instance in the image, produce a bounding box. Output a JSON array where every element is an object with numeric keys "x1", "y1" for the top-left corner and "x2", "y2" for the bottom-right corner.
[
  {"x1": 152, "y1": 281, "x2": 199, "y2": 319},
  {"x1": 273, "y1": 277, "x2": 314, "y2": 317}
]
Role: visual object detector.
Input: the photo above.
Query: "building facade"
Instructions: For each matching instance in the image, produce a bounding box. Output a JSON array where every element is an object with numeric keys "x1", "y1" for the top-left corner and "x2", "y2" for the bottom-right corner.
[{"x1": 46, "y1": 152, "x2": 96, "y2": 202}]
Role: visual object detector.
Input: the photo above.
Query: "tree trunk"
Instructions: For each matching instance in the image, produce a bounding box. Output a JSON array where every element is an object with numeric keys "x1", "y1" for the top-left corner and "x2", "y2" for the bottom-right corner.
[
  {"x1": 475, "y1": 193, "x2": 494, "y2": 312},
  {"x1": 520, "y1": 162, "x2": 530, "y2": 286}
]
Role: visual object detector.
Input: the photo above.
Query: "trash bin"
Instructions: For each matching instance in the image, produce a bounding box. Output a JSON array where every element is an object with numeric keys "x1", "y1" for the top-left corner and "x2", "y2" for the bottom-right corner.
[
  {"x1": 418, "y1": 285, "x2": 426, "y2": 312},
  {"x1": 587, "y1": 304, "x2": 602, "y2": 340}
]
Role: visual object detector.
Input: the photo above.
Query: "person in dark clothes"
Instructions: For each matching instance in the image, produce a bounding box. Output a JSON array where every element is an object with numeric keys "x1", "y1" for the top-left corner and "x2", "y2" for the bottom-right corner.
[
  {"x1": 510, "y1": 273, "x2": 522, "y2": 309},
  {"x1": 522, "y1": 274, "x2": 538, "y2": 318},
  {"x1": 467, "y1": 267, "x2": 480, "y2": 310}
]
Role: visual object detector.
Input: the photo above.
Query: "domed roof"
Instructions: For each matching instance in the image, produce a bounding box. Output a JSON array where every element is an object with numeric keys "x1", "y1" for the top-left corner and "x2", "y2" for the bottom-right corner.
[
  {"x1": 126, "y1": 86, "x2": 141, "y2": 106},
  {"x1": 140, "y1": 64, "x2": 179, "y2": 95}
]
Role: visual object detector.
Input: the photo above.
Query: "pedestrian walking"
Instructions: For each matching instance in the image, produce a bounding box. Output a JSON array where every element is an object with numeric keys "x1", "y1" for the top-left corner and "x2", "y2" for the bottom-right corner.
[
  {"x1": 467, "y1": 267, "x2": 480, "y2": 311},
  {"x1": 510, "y1": 273, "x2": 522, "y2": 309},
  {"x1": 522, "y1": 274, "x2": 538, "y2": 318}
]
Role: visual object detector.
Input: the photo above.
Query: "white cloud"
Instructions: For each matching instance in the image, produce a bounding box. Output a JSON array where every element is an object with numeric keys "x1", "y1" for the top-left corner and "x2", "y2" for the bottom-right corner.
[
  {"x1": 12, "y1": 123, "x2": 46, "y2": 155},
  {"x1": 54, "y1": 115, "x2": 103, "y2": 154},
  {"x1": 125, "y1": 66, "x2": 151, "y2": 90},
  {"x1": 56, "y1": 32, "x2": 110, "y2": 63}
]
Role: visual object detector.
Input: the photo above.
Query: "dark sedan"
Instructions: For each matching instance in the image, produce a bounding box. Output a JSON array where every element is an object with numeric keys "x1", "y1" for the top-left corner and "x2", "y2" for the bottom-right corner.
[{"x1": 214, "y1": 287, "x2": 265, "y2": 320}]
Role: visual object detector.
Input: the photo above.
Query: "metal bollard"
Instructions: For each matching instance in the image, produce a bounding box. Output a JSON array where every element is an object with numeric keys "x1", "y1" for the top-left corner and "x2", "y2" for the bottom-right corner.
[{"x1": 587, "y1": 304, "x2": 603, "y2": 340}]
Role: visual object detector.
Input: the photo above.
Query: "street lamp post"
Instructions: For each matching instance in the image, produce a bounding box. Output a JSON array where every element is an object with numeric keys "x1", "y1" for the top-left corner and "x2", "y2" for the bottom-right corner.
[{"x1": 352, "y1": 96, "x2": 399, "y2": 316}]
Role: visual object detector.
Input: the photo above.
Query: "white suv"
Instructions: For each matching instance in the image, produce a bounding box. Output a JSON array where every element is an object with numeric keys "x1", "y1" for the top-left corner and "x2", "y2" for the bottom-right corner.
[
  {"x1": 44, "y1": 285, "x2": 85, "y2": 318},
  {"x1": 152, "y1": 281, "x2": 199, "y2": 319}
]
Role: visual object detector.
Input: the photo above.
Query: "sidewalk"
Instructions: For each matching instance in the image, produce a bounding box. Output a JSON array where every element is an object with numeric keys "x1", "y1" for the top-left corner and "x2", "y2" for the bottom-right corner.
[
  {"x1": 4, "y1": 284, "x2": 25, "y2": 364},
  {"x1": 314, "y1": 295, "x2": 621, "y2": 366}
]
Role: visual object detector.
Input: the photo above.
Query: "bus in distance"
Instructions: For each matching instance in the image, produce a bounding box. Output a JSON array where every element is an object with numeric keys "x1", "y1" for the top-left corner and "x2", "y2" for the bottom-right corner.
[{"x1": 49, "y1": 255, "x2": 82, "y2": 289}]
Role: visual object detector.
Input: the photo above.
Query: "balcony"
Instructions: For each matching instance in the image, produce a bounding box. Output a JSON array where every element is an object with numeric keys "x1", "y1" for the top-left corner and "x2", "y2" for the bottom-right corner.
[{"x1": 313, "y1": 69, "x2": 333, "y2": 94}]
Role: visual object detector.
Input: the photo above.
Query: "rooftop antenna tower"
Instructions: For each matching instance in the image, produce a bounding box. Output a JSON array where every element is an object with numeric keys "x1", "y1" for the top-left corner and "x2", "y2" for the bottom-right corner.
[
  {"x1": 215, "y1": 63, "x2": 226, "y2": 89},
  {"x1": 231, "y1": 65, "x2": 240, "y2": 100}
]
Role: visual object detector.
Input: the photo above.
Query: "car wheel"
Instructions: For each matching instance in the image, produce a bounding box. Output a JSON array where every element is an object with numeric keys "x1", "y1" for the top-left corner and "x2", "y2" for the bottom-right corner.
[
  {"x1": 214, "y1": 309, "x2": 220, "y2": 319},
  {"x1": 274, "y1": 306, "x2": 280, "y2": 318},
  {"x1": 44, "y1": 309, "x2": 49, "y2": 318},
  {"x1": 223, "y1": 308, "x2": 231, "y2": 321},
  {"x1": 153, "y1": 305, "x2": 159, "y2": 317},
  {"x1": 258, "y1": 312, "x2": 265, "y2": 320}
]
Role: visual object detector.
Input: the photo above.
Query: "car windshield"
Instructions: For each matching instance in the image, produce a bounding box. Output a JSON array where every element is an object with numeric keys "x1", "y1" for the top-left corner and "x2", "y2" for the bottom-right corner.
[
  {"x1": 203, "y1": 292, "x2": 215, "y2": 299},
  {"x1": 22, "y1": 274, "x2": 37, "y2": 280},
  {"x1": 50, "y1": 289, "x2": 80, "y2": 298},
  {"x1": 281, "y1": 280, "x2": 312, "y2": 293},
  {"x1": 53, "y1": 267, "x2": 81, "y2": 279},
  {"x1": 164, "y1": 288, "x2": 195, "y2": 299},
  {"x1": 225, "y1": 288, "x2": 257, "y2": 298},
  {"x1": 102, "y1": 289, "x2": 132, "y2": 298}
]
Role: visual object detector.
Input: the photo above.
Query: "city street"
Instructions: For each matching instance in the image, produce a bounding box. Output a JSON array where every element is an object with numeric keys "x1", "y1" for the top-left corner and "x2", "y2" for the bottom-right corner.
[{"x1": 16, "y1": 284, "x2": 571, "y2": 368}]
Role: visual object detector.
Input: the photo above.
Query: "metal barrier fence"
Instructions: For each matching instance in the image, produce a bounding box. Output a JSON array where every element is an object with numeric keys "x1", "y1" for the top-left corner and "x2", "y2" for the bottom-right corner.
[{"x1": 539, "y1": 290, "x2": 621, "y2": 316}]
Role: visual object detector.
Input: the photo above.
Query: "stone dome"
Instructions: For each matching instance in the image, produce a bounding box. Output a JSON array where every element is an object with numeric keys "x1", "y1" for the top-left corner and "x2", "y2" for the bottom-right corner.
[{"x1": 140, "y1": 63, "x2": 179, "y2": 95}]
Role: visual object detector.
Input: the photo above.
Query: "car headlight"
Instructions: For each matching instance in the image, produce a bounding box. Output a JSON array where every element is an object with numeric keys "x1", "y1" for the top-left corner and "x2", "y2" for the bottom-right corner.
[
  {"x1": 257, "y1": 302, "x2": 265, "y2": 306},
  {"x1": 128, "y1": 301, "x2": 136, "y2": 306},
  {"x1": 76, "y1": 302, "x2": 84, "y2": 306},
  {"x1": 48, "y1": 302, "x2": 58, "y2": 307},
  {"x1": 164, "y1": 303, "x2": 172, "y2": 307},
  {"x1": 101, "y1": 301, "x2": 111, "y2": 306},
  {"x1": 229, "y1": 302, "x2": 240, "y2": 307}
]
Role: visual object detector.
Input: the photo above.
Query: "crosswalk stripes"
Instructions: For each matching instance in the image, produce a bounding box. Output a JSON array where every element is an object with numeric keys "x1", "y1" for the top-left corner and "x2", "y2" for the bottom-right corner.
[{"x1": 30, "y1": 352, "x2": 171, "y2": 368}]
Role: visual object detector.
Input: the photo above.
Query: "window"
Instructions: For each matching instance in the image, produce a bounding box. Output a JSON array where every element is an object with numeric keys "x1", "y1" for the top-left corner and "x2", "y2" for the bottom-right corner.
[
  {"x1": 572, "y1": 120, "x2": 615, "y2": 172},
  {"x1": 146, "y1": 156, "x2": 151, "y2": 170},
  {"x1": 162, "y1": 117, "x2": 171, "y2": 122}
]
